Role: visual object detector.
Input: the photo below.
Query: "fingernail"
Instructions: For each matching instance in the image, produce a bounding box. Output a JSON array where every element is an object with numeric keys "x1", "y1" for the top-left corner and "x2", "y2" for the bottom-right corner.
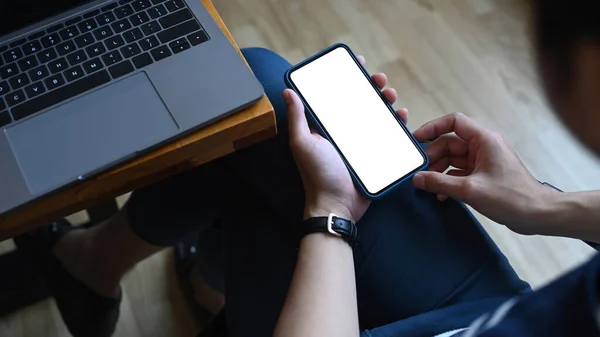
[
  {"x1": 412, "y1": 173, "x2": 424, "y2": 188},
  {"x1": 283, "y1": 90, "x2": 292, "y2": 104}
]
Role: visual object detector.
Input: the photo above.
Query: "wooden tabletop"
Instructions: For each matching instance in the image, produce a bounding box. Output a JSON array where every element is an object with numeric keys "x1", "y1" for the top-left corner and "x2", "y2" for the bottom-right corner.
[{"x1": 0, "y1": 0, "x2": 276, "y2": 240}]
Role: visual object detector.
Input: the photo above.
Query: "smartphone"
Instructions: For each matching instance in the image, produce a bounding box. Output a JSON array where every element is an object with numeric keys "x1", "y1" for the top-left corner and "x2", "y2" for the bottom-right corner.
[{"x1": 285, "y1": 44, "x2": 428, "y2": 199}]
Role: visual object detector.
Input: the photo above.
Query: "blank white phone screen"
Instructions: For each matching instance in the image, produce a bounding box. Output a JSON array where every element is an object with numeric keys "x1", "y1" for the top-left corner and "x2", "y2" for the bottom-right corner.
[{"x1": 290, "y1": 47, "x2": 425, "y2": 195}]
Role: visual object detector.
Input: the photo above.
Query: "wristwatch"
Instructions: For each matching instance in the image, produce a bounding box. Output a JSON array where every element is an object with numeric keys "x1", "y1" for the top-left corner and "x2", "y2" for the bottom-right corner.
[{"x1": 297, "y1": 213, "x2": 359, "y2": 247}]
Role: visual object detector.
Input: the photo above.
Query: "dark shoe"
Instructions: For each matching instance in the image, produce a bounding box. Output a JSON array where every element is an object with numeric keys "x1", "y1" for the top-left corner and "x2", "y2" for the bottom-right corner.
[
  {"x1": 174, "y1": 233, "x2": 216, "y2": 327},
  {"x1": 14, "y1": 220, "x2": 121, "y2": 337}
]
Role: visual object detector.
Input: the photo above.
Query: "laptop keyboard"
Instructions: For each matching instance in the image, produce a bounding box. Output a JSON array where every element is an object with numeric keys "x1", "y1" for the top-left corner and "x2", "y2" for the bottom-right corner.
[{"x1": 0, "y1": 0, "x2": 210, "y2": 127}]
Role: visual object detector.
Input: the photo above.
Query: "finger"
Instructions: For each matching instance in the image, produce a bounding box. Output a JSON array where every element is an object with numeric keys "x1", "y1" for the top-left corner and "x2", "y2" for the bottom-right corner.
[
  {"x1": 447, "y1": 169, "x2": 468, "y2": 177},
  {"x1": 283, "y1": 89, "x2": 310, "y2": 140},
  {"x1": 427, "y1": 156, "x2": 468, "y2": 173},
  {"x1": 383, "y1": 88, "x2": 397, "y2": 104},
  {"x1": 357, "y1": 55, "x2": 366, "y2": 66},
  {"x1": 412, "y1": 171, "x2": 470, "y2": 200},
  {"x1": 414, "y1": 113, "x2": 484, "y2": 142},
  {"x1": 425, "y1": 134, "x2": 469, "y2": 163},
  {"x1": 372, "y1": 73, "x2": 387, "y2": 90},
  {"x1": 396, "y1": 108, "x2": 409, "y2": 123},
  {"x1": 437, "y1": 170, "x2": 466, "y2": 201}
]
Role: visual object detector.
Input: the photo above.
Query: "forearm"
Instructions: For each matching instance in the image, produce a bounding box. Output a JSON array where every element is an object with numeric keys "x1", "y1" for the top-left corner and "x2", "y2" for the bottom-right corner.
[
  {"x1": 536, "y1": 190, "x2": 600, "y2": 243},
  {"x1": 274, "y1": 233, "x2": 359, "y2": 337}
]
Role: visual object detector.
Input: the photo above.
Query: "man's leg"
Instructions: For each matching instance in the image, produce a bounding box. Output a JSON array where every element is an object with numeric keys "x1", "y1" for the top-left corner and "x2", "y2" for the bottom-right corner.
[
  {"x1": 52, "y1": 159, "x2": 226, "y2": 298},
  {"x1": 219, "y1": 48, "x2": 529, "y2": 335}
]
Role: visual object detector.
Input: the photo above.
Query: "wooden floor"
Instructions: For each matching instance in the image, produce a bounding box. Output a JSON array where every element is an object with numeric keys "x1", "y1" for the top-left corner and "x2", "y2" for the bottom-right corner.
[{"x1": 2, "y1": 0, "x2": 599, "y2": 336}]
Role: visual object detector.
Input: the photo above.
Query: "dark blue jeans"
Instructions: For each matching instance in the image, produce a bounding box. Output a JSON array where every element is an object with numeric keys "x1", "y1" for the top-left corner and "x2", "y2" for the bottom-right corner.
[{"x1": 126, "y1": 48, "x2": 530, "y2": 336}]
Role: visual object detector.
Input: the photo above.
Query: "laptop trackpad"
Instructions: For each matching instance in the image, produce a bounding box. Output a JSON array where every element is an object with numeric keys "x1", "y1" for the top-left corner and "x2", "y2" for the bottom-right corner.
[{"x1": 5, "y1": 72, "x2": 178, "y2": 195}]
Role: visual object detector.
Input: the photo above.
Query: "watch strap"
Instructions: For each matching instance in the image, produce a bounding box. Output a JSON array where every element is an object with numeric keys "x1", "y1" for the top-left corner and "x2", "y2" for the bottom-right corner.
[{"x1": 297, "y1": 214, "x2": 359, "y2": 247}]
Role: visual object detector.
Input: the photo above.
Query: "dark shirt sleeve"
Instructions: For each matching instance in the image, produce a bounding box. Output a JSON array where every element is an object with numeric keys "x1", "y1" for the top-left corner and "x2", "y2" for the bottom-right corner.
[{"x1": 456, "y1": 253, "x2": 600, "y2": 336}]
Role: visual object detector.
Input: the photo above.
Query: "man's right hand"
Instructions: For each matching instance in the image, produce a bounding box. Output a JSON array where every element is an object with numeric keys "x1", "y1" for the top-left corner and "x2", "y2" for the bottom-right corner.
[{"x1": 411, "y1": 113, "x2": 561, "y2": 235}]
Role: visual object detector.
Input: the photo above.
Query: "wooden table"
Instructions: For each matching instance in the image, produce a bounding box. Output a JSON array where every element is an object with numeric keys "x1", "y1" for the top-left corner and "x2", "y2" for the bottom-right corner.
[{"x1": 0, "y1": 0, "x2": 276, "y2": 240}]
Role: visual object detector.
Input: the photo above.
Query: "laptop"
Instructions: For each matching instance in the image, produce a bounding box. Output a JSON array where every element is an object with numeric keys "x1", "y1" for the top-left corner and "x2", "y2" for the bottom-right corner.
[{"x1": 0, "y1": 0, "x2": 264, "y2": 215}]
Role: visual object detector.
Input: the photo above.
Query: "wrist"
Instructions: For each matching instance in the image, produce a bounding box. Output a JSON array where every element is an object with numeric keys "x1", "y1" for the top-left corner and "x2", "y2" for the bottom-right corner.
[
  {"x1": 537, "y1": 191, "x2": 600, "y2": 241},
  {"x1": 303, "y1": 200, "x2": 356, "y2": 223},
  {"x1": 528, "y1": 189, "x2": 583, "y2": 237}
]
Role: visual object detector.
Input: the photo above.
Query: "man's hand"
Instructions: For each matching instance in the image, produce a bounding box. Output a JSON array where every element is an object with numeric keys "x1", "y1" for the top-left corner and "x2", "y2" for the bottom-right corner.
[
  {"x1": 284, "y1": 57, "x2": 406, "y2": 223},
  {"x1": 411, "y1": 113, "x2": 560, "y2": 234}
]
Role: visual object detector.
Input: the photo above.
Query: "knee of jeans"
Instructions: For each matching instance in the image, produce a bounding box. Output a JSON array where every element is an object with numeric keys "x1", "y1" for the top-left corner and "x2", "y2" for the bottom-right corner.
[
  {"x1": 240, "y1": 47, "x2": 292, "y2": 133},
  {"x1": 241, "y1": 47, "x2": 286, "y2": 64}
]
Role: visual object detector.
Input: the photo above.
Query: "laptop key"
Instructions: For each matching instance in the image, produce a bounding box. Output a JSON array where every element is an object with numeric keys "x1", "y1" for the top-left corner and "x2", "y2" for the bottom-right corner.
[
  {"x1": 0, "y1": 98, "x2": 4, "y2": 111},
  {"x1": 37, "y1": 48, "x2": 58, "y2": 63},
  {"x1": 65, "y1": 17, "x2": 83, "y2": 26},
  {"x1": 59, "y1": 26, "x2": 80, "y2": 40},
  {"x1": 22, "y1": 41, "x2": 42, "y2": 55},
  {"x1": 0, "y1": 63, "x2": 19, "y2": 79},
  {"x1": 82, "y1": 58, "x2": 104, "y2": 73},
  {"x1": 93, "y1": 26, "x2": 114, "y2": 40},
  {"x1": 24, "y1": 82, "x2": 46, "y2": 98},
  {"x1": 102, "y1": 50, "x2": 123, "y2": 65},
  {"x1": 64, "y1": 65, "x2": 85, "y2": 82},
  {"x1": 148, "y1": 4, "x2": 168, "y2": 19},
  {"x1": 130, "y1": 12, "x2": 150, "y2": 26},
  {"x1": 112, "y1": 19, "x2": 132, "y2": 34},
  {"x1": 132, "y1": 0, "x2": 151, "y2": 11},
  {"x1": 141, "y1": 21, "x2": 161, "y2": 36},
  {"x1": 157, "y1": 20, "x2": 199, "y2": 44},
  {"x1": 120, "y1": 43, "x2": 141, "y2": 58},
  {"x1": 115, "y1": 4, "x2": 134, "y2": 18},
  {"x1": 28, "y1": 31, "x2": 46, "y2": 40},
  {"x1": 151, "y1": 0, "x2": 168, "y2": 4},
  {"x1": 48, "y1": 57, "x2": 68, "y2": 74},
  {"x1": 150, "y1": 45, "x2": 171, "y2": 61},
  {"x1": 9, "y1": 39, "x2": 27, "y2": 48},
  {"x1": 75, "y1": 33, "x2": 95, "y2": 48},
  {"x1": 5, "y1": 89, "x2": 26, "y2": 106},
  {"x1": 0, "y1": 111, "x2": 11, "y2": 127},
  {"x1": 132, "y1": 52, "x2": 153, "y2": 68},
  {"x1": 139, "y1": 36, "x2": 159, "y2": 50},
  {"x1": 57, "y1": 40, "x2": 76, "y2": 56},
  {"x1": 169, "y1": 38, "x2": 189, "y2": 54},
  {"x1": 159, "y1": 9, "x2": 192, "y2": 29},
  {"x1": 29, "y1": 65, "x2": 49, "y2": 81},
  {"x1": 0, "y1": 81, "x2": 9, "y2": 95},
  {"x1": 109, "y1": 60, "x2": 134, "y2": 78},
  {"x1": 40, "y1": 33, "x2": 61, "y2": 48},
  {"x1": 187, "y1": 30, "x2": 208, "y2": 46},
  {"x1": 105, "y1": 35, "x2": 125, "y2": 50},
  {"x1": 44, "y1": 73, "x2": 66, "y2": 90},
  {"x1": 12, "y1": 70, "x2": 111, "y2": 120},
  {"x1": 18, "y1": 55, "x2": 38, "y2": 71},
  {"x1": 102, "y1": 2, "x2": 119, "y2": 11},
  {"x1": 123, "y1": 28, "x2": 144, "y2": 43},
  {"x1": 83, "y1": 9, "x2": 101, "y2": 19},
  {"x1": 86, "y1": 42, "x2": 107, "y2": 57},
  {"x1": 9, "y1": 74, "x2": 30, "y2": 90},
  {"x1": 3, "y1": 48, "x2": 23, "y2": 63},
  {"x1": 96, "y1": 12, "x2": 117, "y2": 26},
  {"x1": 78, "y1": 19, "x2": 98, "y2": 32},
  {"x1": 164, "y1": 0, "x2": 184, "y2": 12},
  {"x1": 66, "y1": 50, "x2": 88, "y2": 65},
  {"x1": 46, "y1": 23, "x2": 64, "y2": 33}
]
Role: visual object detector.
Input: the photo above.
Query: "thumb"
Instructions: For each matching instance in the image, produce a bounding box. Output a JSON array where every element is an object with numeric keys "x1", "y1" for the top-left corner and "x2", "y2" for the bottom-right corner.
[
  {"x1": 283, "y1": 89, "x2": 310, "y2": 139},
  {"x1": 412, "y1": 171, "x2": 469, "y2": 200}
]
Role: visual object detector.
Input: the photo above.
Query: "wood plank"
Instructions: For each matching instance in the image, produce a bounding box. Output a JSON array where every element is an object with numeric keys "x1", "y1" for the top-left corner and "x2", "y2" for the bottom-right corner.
[{"x1": 0, "y1": 0, "x2": 276, "y2": 240}]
